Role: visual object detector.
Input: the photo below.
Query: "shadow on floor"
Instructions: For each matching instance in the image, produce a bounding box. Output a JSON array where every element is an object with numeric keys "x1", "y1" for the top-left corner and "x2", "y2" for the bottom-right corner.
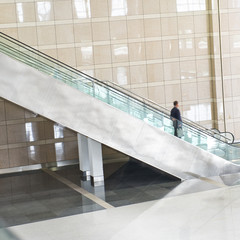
[
  {"x1": 0, "y1": 158, "x2": 180, "y2": 228},
  {"x1": 56, "y1": 158, "x2": 181, "y2": 207},
  {"x1": 0, "y1": 170, "x2": 103, "y2": 228}
]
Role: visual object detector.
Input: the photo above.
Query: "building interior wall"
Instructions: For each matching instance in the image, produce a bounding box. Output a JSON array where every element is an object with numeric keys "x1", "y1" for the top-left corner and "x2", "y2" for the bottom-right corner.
[
  {"x1": 210, "y1": 0, "x2": 240, "y2": 139},
  {"x1": 0, "y1": 97, "x2": 128, "y2": 170},
  {"x1": 0, "y1": 0, "x2": 239, "y2": 139},
  {"x1": 0, "y1": 97, "x2": 78, "y2": 169}
]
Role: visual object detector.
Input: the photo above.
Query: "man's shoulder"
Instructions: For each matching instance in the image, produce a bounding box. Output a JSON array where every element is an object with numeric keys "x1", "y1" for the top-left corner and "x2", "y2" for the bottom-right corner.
[{"x1": 171, "y1": 107, "x2": 179, "y2": 112}]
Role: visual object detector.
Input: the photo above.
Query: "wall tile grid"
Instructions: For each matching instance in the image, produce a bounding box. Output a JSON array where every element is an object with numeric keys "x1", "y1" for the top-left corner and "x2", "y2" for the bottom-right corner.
[
  {"x1": 0, "y1": 0, "x2": 239, "y2": 139},
  {"x1": 209, "y1": 0, "x2": 240, "y2": 138},
  {"x1": 0, "y1": 97, "x2": 127, "y2": 169},
  {"x1": 0, "y1": 0, "x2": 215, "y2": 130},
  {"x1": 0, "y1": 98, "x2": 79, "y2": 169}
]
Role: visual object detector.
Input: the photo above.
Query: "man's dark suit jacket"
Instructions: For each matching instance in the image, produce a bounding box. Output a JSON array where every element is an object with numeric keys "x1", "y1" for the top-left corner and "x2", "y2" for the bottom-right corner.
[{"x1": 170, "y1": 107, "x2": 182, "y2": 122}]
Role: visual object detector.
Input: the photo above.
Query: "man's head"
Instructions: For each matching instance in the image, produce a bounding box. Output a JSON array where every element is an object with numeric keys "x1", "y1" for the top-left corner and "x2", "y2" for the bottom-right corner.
[{"x1": 173, "y1": 100, "x2": 179, "y2": 108}]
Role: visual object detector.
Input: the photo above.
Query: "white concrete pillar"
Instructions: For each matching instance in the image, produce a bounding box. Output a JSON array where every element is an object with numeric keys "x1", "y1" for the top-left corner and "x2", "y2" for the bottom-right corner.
[
  {"x1": 87, "y1": 138, "x2": 104, "y2": 186},
  {"x1": 77, "y1": 133, "x2": 90, "y2": 180},
  {"x1": 78, "y1": 133, "x2": 104, "y2": 186}
]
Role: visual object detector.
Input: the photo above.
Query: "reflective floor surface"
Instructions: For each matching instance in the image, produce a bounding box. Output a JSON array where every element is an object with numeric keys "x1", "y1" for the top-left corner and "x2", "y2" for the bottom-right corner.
[
  {"x1": 0, "y1": 170, "x2": 103, "y2": 228},
  {"x1": 56, "y1": 159, "x2": 181, "y2": 207},
  {"x1": 4, "y1": 183, "x2": 240, "y2": 240},
  {"x1": 2, "y1": 159, "x2": 240, "y2": 239},
  {"x1": 0, "y1": 159, "x2": 180, "y2": 228}
]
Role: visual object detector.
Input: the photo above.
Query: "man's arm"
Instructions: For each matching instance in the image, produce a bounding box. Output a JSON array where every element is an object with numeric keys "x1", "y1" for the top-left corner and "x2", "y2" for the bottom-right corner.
[{"x1": 176, "y1": 109, "x2": 181, "y2": 121}]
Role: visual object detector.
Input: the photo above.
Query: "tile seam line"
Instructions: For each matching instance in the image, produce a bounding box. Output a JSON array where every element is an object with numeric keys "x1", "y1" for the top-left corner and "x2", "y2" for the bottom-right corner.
[{"x1": 42, "y1": 168, "x2": 114, "y2": 209}]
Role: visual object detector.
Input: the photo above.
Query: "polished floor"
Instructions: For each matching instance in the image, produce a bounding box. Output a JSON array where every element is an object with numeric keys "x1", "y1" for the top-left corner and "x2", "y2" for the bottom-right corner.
[
  {"x1": 4, "y1": 183, "x2": 240, "y2": 240},
  {"x1": 56, "y1": 159, "x2": 180, "y2": 207},
  {"x1": 0, "y1": 170, "x2": 103, "y2": 228},
  {"x1": 1, "y1": 159, "x2": 240, "y2": 240},
  {"x1": 0, "y1": 159, "x2": 180, "y2": 228}
]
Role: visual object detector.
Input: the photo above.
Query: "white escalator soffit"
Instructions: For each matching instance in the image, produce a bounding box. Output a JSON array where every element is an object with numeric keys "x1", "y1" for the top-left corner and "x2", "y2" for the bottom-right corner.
[{"x1": 0, "y1": 52, "x2": 239, "y2": 180}]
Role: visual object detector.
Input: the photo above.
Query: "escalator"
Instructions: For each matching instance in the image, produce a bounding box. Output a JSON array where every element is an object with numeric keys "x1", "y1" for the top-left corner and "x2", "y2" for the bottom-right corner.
[{"x1": 0, "y1": 32, "x2": 240, "y2": 180}]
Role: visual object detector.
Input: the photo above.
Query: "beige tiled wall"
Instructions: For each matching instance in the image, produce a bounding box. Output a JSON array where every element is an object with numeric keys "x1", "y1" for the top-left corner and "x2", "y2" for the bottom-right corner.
[
  {"x1": 0, "y1": 0, "x2": 239, "y2": 138},
  {"x1": 0, "y1": 98, "x2": 127, "y2": 169},
  {"x1": 0, "y1": 98, "x2": 78, "y2": 169},
  {"x1": 210, "y1": 0, "x2": 240, "y2": 139}
]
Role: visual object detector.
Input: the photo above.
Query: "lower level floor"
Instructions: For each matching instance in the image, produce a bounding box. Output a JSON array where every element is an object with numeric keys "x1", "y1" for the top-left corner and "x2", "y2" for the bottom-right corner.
[
  {"x1": 1, "y1": 170, "x2": 240, "y2": 240},
  {"x1": 0, "y1": 158, "x2": 180, "y2": 228}
]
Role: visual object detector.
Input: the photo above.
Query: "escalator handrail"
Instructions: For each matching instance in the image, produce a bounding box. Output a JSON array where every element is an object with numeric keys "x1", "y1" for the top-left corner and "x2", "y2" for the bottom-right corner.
[
  {"x1": 0, "y1": 31, "x2": 232, "y2": 144},
  {"x1": 217, "y1": 131, "x2": 235, "y2": 144}
]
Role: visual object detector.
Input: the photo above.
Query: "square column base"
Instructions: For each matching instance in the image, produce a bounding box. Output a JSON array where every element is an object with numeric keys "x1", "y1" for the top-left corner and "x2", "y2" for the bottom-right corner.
[
  {"x1": 80, "y1": 170, "x2": 91, "y2": 181},
  {"x1": 91, "y1": 176, "x2": 104, "y2": 187}
]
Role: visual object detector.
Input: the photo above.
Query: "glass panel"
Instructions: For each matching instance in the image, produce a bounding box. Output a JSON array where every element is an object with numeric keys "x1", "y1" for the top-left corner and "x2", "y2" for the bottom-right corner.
[{"x1": 1, "y1": 32, "x2": 240, "y2": 163}]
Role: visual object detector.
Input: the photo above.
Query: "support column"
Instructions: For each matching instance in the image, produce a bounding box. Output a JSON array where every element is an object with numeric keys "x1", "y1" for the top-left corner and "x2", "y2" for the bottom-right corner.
[
  {"x1": 87, "y1": 138, "x2": 104, "y2": 187},
  {"x1": 78, "y1": 133, "x2": 104, "y2": 186},
  {"x1": 77, "y1": 133, "x2": 90, "y2": 180}
]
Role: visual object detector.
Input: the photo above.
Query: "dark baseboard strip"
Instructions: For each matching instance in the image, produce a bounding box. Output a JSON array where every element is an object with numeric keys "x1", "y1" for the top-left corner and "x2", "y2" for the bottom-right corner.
[{"x1": 0, "y1": 159, "x2": 79, "y2": 175}]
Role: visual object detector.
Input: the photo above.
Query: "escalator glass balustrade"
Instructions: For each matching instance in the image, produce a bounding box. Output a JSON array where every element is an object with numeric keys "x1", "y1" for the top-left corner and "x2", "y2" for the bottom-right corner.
[{"x1": 0, "y1": 32, "x2": 240, "y2": 162}]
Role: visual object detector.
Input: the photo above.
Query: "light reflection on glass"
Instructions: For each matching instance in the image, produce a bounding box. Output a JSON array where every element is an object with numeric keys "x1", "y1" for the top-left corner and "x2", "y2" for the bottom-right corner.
[
  {"x1": 179, "y1": 39, "x2": 193, "y2": 50},
  {"x1": 29, "y1": 145, "x2": 36, "y2": 160},
  {"x1": 113, "y1": 45, "x2": 128, "y2": 56},
  {"x1": 37, "y1": 1, "x2": 51, "y2": 21},
  {"x1": 16, "y1": 3, "x2": 24, "y2": 23},
  {"x1": 74, "y1": 0, "x2": 91, "y2": 18},
  {"x1": 231, "y1": 1, "x2": 240, "y2": 8},
  {"x1": 199, "y1": 62, "x2": 210, "y2": 77},
  {"x1": 25, "y1": 122, "x2": 35, "y2": 142},
  {"x1": 183, "y1": 105, "x2": 198, "y2": 121},
  {"x1": 111, "y1": 0, "x2": 127, "y2": 16},
  {"x1": 185, "y1": 29, "x2": 193, "y2": 34},
  {"x1": 198, "y1": 39, "x2": 208, "y2": 49},
  {"x1": 179, "y1": 40, "x2": 182, "y2": 49},
  {"x1": 233, "y1": 36, "x2": 240, "y2": 49},
  {"x1": 181, "y1": 69, "x2": 196, "y2": 80},
  {"x1": 82, "y1": 69, "x2": 94, "y2": 78},
  {"x1": 217, "y1": 102, "x2": 224, "y2": 120},
  {"x1": 81, "y1": 46, "x2": 92, "y2": 63},
  {"x1": 55, "y1": 142, "x2": 64, "y2": 161},
  {"x1": 168, "y1": 42, "x2": 172, "y2": 52},
  {"x1": 186, "y1": 39, "x2": 193, "y2": 49},
  {"x1": 180, "y1": 27, "x2": 193, "y2": 35},
  {"x1": 54, "y1": 124, "x2": 64, "y2": 138},
  {"x1": 198, "y1": 103, "x2": 212, "y2": 121},
  {"x1": 183, "y1": 103, "x2": 212, "y2": 122},
  {"x1": 177, "y1": 0, "x2": 206, "y2": 12},
  {"x1": 115, "y1": 67, "x2": 128, "y2": 85}
]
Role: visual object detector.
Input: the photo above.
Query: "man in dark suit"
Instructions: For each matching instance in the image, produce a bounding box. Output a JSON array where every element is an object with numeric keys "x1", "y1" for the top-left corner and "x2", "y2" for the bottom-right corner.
[{"x1": 170, "y1": 101, "x2": 182, "y2": 137}]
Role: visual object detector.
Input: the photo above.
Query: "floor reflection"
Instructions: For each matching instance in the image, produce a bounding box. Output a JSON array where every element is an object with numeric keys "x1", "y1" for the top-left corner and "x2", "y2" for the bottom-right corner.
[
  {"x1": 56, "y1": 159, "x2": 180, "y2": 207},
  {"x1": 0, "y1": 170, "x2": 103, "y2": 228},
  {"x1": 0, "y1": 159, "x2": 181, "y2": 228}
]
